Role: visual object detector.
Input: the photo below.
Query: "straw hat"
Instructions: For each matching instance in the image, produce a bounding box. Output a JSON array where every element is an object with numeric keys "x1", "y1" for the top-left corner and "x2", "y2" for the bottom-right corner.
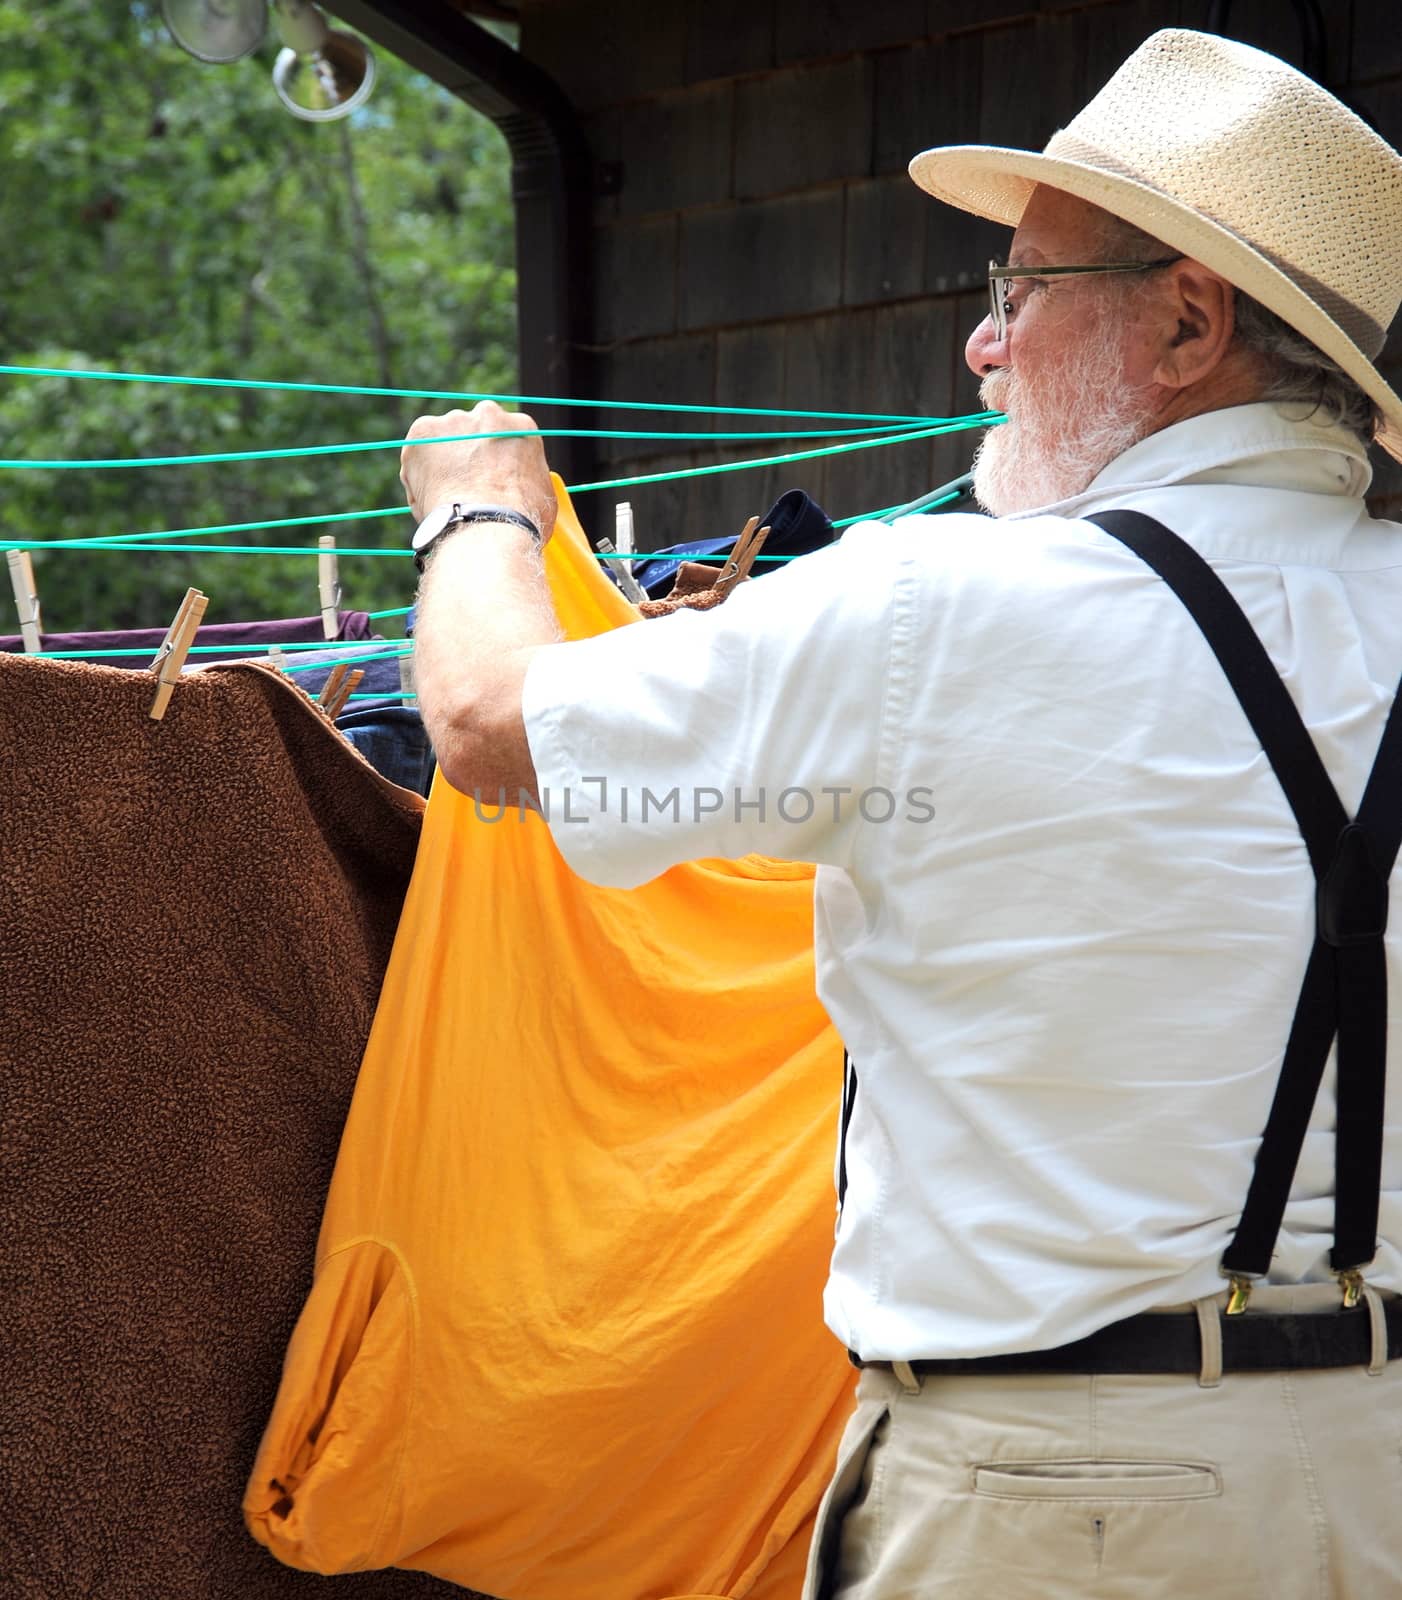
[{"x1": 909, "y1": 28, "x2": 1402, "y2": 463}]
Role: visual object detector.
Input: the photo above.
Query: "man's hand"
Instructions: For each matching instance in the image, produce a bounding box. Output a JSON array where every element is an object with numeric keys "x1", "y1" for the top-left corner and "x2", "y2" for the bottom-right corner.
[{"x1": 399, "y1": 400, "x2": 558, "y2": 543}]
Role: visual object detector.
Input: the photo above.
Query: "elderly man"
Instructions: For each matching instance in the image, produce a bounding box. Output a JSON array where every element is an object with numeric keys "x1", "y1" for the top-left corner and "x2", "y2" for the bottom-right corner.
[{"x1": 403, "y1": 29, "x2": 1402, "y2": 1600}]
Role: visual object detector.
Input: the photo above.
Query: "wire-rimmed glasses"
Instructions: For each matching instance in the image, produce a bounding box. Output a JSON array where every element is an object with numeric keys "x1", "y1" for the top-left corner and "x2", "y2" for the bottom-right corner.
[{"x1": 987, "y1": 257, "x2": 1184, "y2": 340}]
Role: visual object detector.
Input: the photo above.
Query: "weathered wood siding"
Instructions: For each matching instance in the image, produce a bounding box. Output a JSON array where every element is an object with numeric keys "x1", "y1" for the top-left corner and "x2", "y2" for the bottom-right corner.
[{"x1": 519, "y1": 0, "x2": 1402, "y2": 541}]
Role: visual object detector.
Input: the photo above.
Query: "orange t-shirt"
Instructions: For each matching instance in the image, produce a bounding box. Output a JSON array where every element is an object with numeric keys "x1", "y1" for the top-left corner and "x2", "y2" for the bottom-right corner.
[{"x1": 245, "y1": 484, "x2": 855, "y2": 1599}]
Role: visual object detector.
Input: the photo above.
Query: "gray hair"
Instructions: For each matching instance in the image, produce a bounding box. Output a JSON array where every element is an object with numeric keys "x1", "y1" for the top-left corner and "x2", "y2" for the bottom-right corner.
[
  {"x1": 1231, "y1": 293, "x2": 1380, "y2": 441},
  {"x1": 1095, "y1": 212, "x2": 1380, "y2": 444}
]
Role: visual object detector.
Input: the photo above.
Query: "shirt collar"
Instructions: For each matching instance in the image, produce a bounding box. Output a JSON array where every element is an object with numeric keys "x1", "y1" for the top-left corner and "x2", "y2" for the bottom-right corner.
[{"x1": 1011, "y1": 403, "x2": 1374, "y2": 522}]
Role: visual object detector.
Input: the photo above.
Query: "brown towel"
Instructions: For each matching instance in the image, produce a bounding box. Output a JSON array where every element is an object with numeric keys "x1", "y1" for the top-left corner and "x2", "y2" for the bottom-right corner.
[{"x1": 0, "y1": 655, "x2": 473, "y2": 1599}]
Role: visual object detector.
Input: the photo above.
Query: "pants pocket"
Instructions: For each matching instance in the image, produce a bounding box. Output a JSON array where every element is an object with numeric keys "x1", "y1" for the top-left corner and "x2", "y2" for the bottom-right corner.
[
  {"x1": 974, "y1": 1458, "x2": 1221, "y2": 1501},
  {"x1": 800, "y1": 1393, "x2": 890, "y2": 1600}
]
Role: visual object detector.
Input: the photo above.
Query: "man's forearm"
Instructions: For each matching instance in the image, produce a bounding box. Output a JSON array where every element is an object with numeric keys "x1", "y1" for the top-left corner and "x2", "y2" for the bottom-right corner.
[{"x1": 414, "y1": 522, "x2": 563, "y2": 802}]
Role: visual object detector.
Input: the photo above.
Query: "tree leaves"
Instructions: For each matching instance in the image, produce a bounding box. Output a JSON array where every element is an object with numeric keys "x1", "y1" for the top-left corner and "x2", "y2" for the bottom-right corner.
[{"x1": 0, "y1": 0, "x2": 516, "y2": 631}]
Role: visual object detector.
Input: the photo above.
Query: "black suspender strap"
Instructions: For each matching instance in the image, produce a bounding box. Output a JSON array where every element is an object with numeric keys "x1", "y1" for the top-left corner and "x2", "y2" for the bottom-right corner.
[
  {"x1": 1086, "y1": 510, "x2": 1402, "y2": 1280},
  {"x1": 838, "y1": 1052, "x2": 858, "y2": 1210}
]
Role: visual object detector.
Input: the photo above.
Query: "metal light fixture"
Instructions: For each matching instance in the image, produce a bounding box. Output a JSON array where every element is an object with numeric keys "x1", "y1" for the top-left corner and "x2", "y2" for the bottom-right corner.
[
  {"x1": 159, "y1": 0, "x2": 376, "y2": 122},
  {"x1": 160, "y1": 0, "x2": 268, "y2": 64},
  {"x1": 271, "y1": 0, "x2": 376, "y2": 122}
]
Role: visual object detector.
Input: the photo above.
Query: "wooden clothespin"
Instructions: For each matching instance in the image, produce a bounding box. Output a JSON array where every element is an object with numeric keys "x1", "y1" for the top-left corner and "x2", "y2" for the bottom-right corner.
[
  {"x1": 398, "y1": 649, "x2": 416, "y2": 699},
  {"x1": 715, "y1": 515, "x2": 770, "y2": 597},
  {"x1": 318, "y1": 535, "x2": 341, "y2": 641},
  {"x1": 318, "y1": 663, "x2": 363, "y2": 720},
  {"x1": 636, "y1": 517, "x2": 774, "y2": 618},
  {"x1": 267, "y1": 645, "x2": 287, "y2": 673},
  {"x1": 148, "y1": 587, "x2": 208, "y2": 722},
  {"x1": 319, "y1": 662, "x2": 350, "y2": 716},
  {"x1": 7, "y1": 549, "x2": 42, "y2": 653},
  {"x1": 336, "y1": 667, "x2": 365, "y2": 716}
]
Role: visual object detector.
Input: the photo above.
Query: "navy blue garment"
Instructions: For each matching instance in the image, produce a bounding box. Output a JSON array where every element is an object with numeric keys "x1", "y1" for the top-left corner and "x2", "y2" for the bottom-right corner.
[
  {"x1": 630, "y1": 488, "x2": 836, "y2": 599},
  {"x1": 335, "y1": 705, "x2": 435, "y2": 798}
]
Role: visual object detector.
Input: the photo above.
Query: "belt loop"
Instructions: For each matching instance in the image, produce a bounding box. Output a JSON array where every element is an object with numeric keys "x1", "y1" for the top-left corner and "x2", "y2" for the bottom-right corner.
[
  {"x1": 891, "y1": 1359, "x2": 923, "y2": 1396},
  {"x1": 1361, "y1": 1283, "x2": 1388, "y2": 1376},
  {"x1": 1194, "y1": 1297, "x2": 1224, "y2": 1388}
]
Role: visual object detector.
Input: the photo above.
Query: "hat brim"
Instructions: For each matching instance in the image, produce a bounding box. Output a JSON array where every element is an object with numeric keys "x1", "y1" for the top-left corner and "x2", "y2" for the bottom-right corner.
[{"x1": 910, "y1": 144, "x2": 1402, "y2": 466}]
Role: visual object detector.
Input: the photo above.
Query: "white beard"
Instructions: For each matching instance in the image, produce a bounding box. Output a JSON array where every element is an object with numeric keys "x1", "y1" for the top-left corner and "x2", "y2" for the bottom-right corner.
[{"x1": 971, "y1": 349, "x2": 1153, "y2": 517}]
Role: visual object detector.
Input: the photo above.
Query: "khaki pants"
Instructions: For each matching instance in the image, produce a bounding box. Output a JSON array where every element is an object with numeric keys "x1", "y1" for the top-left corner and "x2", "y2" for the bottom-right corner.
[{"x1": 802, "y1": 1289, "x2": 1402, "y2": 1600}]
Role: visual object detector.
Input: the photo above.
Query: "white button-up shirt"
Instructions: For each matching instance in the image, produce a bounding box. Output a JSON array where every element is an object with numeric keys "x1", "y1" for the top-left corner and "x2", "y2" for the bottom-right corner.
[{"x1": 522, "y1": 404, "x2": 1402, "y2": 1359}]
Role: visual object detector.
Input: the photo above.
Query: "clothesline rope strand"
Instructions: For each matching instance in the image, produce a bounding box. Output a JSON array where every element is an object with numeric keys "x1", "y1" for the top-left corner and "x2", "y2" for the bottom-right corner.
[
  {"x1": 564, "y1": 419, "x2": 974, "y2": 493},
  {"x1": 3, "y1": 541, "x2": 414, "y2": 556},
  {"x1": 0, "y1": 414, "x2": 997, "y2": 474},
  {"x1": 280, "y1": 646, "x2": 413, "y2": 674},
  {"x1": 0, "y1": 419, "x2": 995, "y2": 472},
  {"x1": 2, "y1": 543, "x2": 837, "y2": 559},
  {"x1": 0, "y1": 361, "x2": 957, "y2": 426},
  {"x1": 832, "y1": 490, "x2": 963, "y2": 526},
  {"x1": 19, "y1": 482, "x2": 968, "y2": 552},
  {"x1": 6, "y1": 515, "x2": 965, "y2": 640},
  {"x1": 13, "y1": 489, "x2": 973, "y2": 661},
  {"x1": 20, "y1": 644, "x2": 414, "y2": 675},
  {"x1": 30, "y1": 640, "x2": 415, "y2": 659},
  {"x1": 2, "y1": 419, "x2": 986, "y2": 556},
  {"x1": 54, "y1": 506, "x2": 405, "y2": 547}
]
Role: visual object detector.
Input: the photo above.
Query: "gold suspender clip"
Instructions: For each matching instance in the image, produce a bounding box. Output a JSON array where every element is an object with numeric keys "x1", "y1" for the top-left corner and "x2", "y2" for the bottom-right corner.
[
  {"x1": 1336, "y1": 1268, "x2": 1365, "y2": 1309},
  {"x1": 1224, "y1": 1273, "x2": 1258, "y2": 1316}
]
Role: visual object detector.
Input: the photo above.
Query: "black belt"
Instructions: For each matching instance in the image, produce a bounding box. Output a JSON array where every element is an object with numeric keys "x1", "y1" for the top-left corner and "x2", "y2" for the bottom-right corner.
[{"x1": 851, "y1": 1301, "x2": 1402, "y2": 1377}]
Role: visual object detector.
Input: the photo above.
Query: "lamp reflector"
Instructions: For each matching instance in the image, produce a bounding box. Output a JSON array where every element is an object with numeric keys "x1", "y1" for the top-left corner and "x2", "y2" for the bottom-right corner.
[
  {"x1": 272, "y1": 30, "x2": 377, "y2": 122},
  {"x1": 161, "y1": 0, "x2": 267, "y2": 63}
]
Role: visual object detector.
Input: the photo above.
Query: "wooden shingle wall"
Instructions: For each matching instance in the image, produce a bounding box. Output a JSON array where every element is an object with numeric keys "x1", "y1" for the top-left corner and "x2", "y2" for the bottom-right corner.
[{"x1": 519, "y1": 0, "x2": 1402, "y2": 541}]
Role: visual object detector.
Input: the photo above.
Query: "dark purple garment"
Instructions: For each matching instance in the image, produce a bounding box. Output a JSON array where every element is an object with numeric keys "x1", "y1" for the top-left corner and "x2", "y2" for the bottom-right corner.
[{"x1": 0, "y1": 611, "x2": 376, "y2": 664}]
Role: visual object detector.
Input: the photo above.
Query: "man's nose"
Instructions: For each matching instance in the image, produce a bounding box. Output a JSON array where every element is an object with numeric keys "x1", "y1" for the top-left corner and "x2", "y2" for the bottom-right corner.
[{"x1": 965, "y1": 313, "x2": 1007, "y2": 380}]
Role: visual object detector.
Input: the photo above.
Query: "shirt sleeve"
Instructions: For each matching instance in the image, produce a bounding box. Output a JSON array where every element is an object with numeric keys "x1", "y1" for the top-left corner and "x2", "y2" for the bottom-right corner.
[{"x1": 521, "y1": 522, "x2": 909, "y2": 889}]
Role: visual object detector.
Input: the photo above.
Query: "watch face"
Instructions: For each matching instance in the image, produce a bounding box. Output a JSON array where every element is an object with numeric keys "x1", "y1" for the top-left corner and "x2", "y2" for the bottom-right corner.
[{"x1": 412, "y1": 502, "x2": 457, "y2": 553}]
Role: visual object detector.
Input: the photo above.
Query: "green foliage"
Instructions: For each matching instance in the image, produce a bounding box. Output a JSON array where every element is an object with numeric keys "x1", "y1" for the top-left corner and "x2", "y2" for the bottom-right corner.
[{"x1": 0, "y1": 0, "x2": 516, "y2": 631}]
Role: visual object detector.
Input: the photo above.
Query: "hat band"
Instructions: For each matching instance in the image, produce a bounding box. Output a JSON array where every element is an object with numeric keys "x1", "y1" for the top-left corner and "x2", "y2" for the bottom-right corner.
[{"x1": 1047, "y1": 131, "x2": 1388, "y2": 359}]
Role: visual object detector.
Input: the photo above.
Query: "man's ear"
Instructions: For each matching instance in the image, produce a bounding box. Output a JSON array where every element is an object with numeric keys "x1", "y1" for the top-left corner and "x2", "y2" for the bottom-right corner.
[{"x1": 1153, "y1": 263, "x2": 1236, "y2": 390}]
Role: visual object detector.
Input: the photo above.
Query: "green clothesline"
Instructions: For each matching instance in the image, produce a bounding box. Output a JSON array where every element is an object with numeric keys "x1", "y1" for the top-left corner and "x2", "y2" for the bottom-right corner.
[
  {"x1": 17, "y1": 486, "x2": 975, "y2": 669},
  {"x1": 0, "y1": 361, "x2": 950, "y2": 426},
  {"x1": 51, "y1": 506, "x2": 405, "y2": 547},
  {"x1": 4, "y1": 419, "x2": 986, "y2": 556},
  {"x1": 280, "y1": 646, "x2": 413, "y2": 674},
  {"x1": 10, "y1": 517, "x2": 970, "y2": 559},
  {"x1": 569, "y1": 420, "x2": 967, "y2": 493},
  {"x1": 0, "y1": 365, "x2": 985, "y2": 659},
  {"x1": 5, "y1": 412, "x2": 979, "y2": 480},
  {"x1": 32, "y1": 639, "x2": 413, "y2": 660},
  {"x1": 834, "y1": 489, "x2": 963, "y2": 527},
  {"x1": 10, "y1": 541, "x2": 415, "y2": 556},
  {"x1": 6, "y1": 501, "x2": 967, "y2": 559},
  {"x1": 20, "y1": 489, "x2": 975, "y2": 666},
  {"x1": 0, "y1": 419, "x2": 977, "y2": 471},
  {"x1": 8, "y1": 544, "x2": 838, "y2": 559},
  {"x1": 8, "y1": 503, "x2": 971, "y2": 561}
]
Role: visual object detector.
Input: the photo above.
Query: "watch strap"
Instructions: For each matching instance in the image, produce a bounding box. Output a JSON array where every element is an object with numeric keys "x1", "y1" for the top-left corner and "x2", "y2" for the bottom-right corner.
[{"x1": 414, "y1": 504, "x2": 542, "y2": 571}]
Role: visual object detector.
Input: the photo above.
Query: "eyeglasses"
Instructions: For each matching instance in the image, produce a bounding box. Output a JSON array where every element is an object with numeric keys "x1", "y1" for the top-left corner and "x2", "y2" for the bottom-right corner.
[{"x1": 987, "y1": 257, "x2": 1184, "y2": 340}]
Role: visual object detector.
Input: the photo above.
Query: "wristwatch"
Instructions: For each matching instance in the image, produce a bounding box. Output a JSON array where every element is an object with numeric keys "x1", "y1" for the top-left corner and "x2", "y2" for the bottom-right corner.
[{"x1": 411, "y1": 502, "x2": 543, "y2": 571}]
